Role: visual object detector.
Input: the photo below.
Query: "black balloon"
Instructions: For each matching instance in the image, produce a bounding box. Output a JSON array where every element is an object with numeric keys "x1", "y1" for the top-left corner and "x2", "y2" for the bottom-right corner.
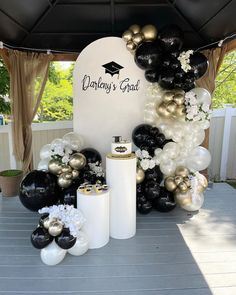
[
  {"x1": 156, "y1": 133, "x2": 166, "y2": 148},
  {"x1": 132, "y1": 124, "x2": 152, "y2": 148},
  {"x1": 31, "y1": 226, "x2": 53, "y2": 249},
  {"x1": 60, "y1": 182, "x2": 82, "y2": 207},
  {"x1": 135, "y1": 41, "x2": 162, "y2": 70},
  {"x1": 137, "y1": 200, "x2": 153, "y2": 214},
  {"x1": 80, "y1": 148, "x2": 102, "y2": 164},
  {"x1": 175, "y1": 69, "x2": 185, "y2": 80},
  {"x1": 144, "y1": 180, "x2": 160, "y2": 200},
  {"x1": 159, "y1": 25, "x2": 184, "y2": 52},
  {"x1": 150, "y1": 127, "x2": 159, "y2": 137},
  {"x1": 19, "y1": 171, "x2": 60, "y2": 212},
  {"x1": 145, "y1": 69, "x2": 160, "y2": 83},
  {"x1": 137, "y1": 183, "x2": 144, "y2": 195},
  {"x1": 152, "y1": 187, "x2": 176, "y2": 212},
  {"x1": 159, "y1": 70, "x2": 175, "y2": 89},
  {"x1": 55, "y1": 228, "x2": 77, "y2": 250},
  {"x1": 189, "y1": 52, "x2": 208, "y2": 80},
  {"x1": 145, "y1": 166, "x2": 163, "y2": 183},
  {"x1": 39, "y1": 213, "x2": 49, "y2": 227}
]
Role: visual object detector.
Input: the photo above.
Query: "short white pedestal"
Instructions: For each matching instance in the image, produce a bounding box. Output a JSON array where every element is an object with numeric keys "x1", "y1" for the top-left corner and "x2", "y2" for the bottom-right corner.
[
  {"x1": 106, "y1": 153, "x2": 136, "y2": 239},
  {"x1": 77, "y1": 190, "x2": 109, "y2": 249}
]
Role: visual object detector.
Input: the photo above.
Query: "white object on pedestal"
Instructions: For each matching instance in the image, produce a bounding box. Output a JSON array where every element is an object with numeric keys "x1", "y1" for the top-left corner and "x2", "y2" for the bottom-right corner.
[
  {"x1": 77, "y1": 190, "x2": 109, "y2": 249},
  {"x1": 106, "y1": 153, "x2": 136, "y2": 239}
]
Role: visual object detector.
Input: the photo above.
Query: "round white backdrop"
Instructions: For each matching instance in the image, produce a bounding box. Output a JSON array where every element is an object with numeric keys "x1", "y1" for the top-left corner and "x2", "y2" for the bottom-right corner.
[{"x1": 73, "y1": 37, "x2": 147, "y2": 158}]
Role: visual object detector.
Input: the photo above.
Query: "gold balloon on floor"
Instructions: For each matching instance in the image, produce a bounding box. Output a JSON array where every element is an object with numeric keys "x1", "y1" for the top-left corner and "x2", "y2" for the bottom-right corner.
[{"x1": 136, "y1": 167, "x2": 145, "y2": 184}]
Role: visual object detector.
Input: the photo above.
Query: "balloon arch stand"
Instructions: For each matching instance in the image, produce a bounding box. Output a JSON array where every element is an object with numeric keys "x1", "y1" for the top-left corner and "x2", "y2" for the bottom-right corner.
[{"x1": 18, "y1": 24, "x2": 212, "y2": 266}]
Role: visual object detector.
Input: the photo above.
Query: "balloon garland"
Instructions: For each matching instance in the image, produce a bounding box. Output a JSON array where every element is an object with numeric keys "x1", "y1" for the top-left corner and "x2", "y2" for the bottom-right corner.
[
  {"x1": 31, "y1": 205, "x2": 89, "y2": 265},
  {"x1": 124, "y1": 24, "x2": 211, "y2": 213}
]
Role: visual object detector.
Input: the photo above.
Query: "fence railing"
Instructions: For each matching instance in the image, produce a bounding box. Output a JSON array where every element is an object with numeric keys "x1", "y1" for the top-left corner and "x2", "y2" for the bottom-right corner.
[{"x1": 0, "y1": 106, "x2": 235, "y2": 180}]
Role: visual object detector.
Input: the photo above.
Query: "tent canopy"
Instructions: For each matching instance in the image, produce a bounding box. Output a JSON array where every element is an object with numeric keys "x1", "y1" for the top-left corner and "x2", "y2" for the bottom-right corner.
[{"x1": 0, "y1": 0, "x2": 235, "y2": 52}]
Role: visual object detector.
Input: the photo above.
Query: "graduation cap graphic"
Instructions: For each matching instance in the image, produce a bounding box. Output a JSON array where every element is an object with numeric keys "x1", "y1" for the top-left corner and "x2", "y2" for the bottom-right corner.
[{"x1": 102, "y1": 61, "x2": 124, "y2": 77}]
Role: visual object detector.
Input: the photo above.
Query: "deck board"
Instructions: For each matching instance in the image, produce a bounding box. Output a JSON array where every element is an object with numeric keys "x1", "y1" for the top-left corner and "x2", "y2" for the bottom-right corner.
[{"x1": 0, "y1": 183, "x2": 236, "y2": 294}]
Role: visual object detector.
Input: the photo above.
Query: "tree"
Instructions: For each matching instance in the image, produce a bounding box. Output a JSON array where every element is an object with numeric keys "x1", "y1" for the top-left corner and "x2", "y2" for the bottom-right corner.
[
  {"x1": 0, "y1": 58, "x2": 10, "y2": 115},
  {"x1": 213, "y1": 51, "x2": 236, "y2": 108}
]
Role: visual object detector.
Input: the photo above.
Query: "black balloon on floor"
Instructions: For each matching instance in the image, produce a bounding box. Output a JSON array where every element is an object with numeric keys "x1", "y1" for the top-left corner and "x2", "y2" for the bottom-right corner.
[
  {"x1": 19, "y1": 170, "x2": 60, "y2": 212},
  {"x1": 152, "y1": 187, "x2": 176, "y2": 212},
  {"x1": 80, "y1": 148, "x2": 102, "y2": 164},
  {"x1": 31, "y1": 226, "x2": 53, "y2": 249},
  {"x1": 144, "y1": 180, "x2": 160, "y2": 200},
  {"x1": 135, "y1": 41, "x2": 162, "y2": 70},
  {"x1": 55, "y1": 228, "x2": 77, "y2": 249},
  {"x1": 137, "y1": 193, "x2": 153, "y2": 214}
]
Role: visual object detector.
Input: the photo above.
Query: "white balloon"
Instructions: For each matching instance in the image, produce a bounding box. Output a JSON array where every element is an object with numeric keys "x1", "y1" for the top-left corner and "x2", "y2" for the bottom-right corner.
[
  {"x1": 37, "y1": 158, "x2": 50, "y2": 171},
  {"x1": 40, "y1": 240, "x2": 67, "y2": 266},
  {"x1": 154, "y1": 148, "x2": 162, "y2": 157},
  {"x1": 68, "y1": 232, "x2": 89, "y2": 256},
  {"x1": 186, "y1": 146, "x2": 211, "y2": 171},
  {"x1": 191, "y1": 88, "x2": 211, "y2": 105},
  {"x1": 191, "y1": 129, "x2": 205, "y2": 147},
  {"x1": 40, "y1": 144, "x2": 52, "y2": 160},
  {"x1": 62, "y1": 132, "x2": 84, "y2": 151},
  {"x1": 158, "y1": 151, "x2": 169, "y2": 163},
  {"x1": 160, "y1": 160, "x2": 176, "y2": 176},
  {"x1": 163, "y1": 127, "x2": 173, "y2": 140},
  {"x1": 51, "y1": 138, "x2": 64, "y2": 146},
  {"x1": 163, "y1": 142, "x2": 179, "y2": 159}
]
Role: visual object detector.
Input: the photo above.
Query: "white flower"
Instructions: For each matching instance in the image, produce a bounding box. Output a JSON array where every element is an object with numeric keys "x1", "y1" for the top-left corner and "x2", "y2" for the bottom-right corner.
[
  {"x1": 140, "y1": 159, "x2": 150, "y2": 170},
  {"x1": 141, "y1": 150, "x2": 150, "y2": 158},
  {"x1": 149, "y1": 159, "x2": 156, "y2": 169},
  {"x1": 193, "y1": 114, "x2": 201, "y2": 121},
  {"x1": 62, "y1": 155, "x2": 70, "y2": 164},
  {"x1": 189, "y1": 96, "x2": 197, "y2": 105},
  {"x1": 186, "y1": 112, "x2": 194, "y2": 120},
  {"x1": 135, "y1": 149, "x2": 142, "y2": 159},
  {"x1": 65, "y1": 146, "x2": 73, "y2": 155},
  {"x1": 201, "y1": 103, "x2": 210, "y2": 112},
  {"x1": 177, "y1": 50, "x2": 193, "y2": 73},
  {"x1": 191, "y1": 105, "x2": 198, "y2": 115}
]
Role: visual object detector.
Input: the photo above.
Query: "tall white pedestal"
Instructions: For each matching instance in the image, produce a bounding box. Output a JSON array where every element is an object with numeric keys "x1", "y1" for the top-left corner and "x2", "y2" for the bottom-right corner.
[
  {"x1": 77, "y1": 190, "x2": 109, "y2": 249},
  {"x1": 106, "y1": 153, "x2": 136, "y2": 239}
]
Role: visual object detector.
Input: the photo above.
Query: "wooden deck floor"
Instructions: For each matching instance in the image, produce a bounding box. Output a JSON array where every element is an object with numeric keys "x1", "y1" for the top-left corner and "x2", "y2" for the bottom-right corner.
[{"x1": 0, "y1": 183, "x2": 236, "y2": 294}]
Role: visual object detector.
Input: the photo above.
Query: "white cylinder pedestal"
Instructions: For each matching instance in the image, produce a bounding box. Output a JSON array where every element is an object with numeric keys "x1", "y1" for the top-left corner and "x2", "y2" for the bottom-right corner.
[
  {"x1": 106, "y1": 153, "x2": 136, "y2": 239},
  {"x1": 77, "y1": 190, "x2": 109, "y2": 249}
]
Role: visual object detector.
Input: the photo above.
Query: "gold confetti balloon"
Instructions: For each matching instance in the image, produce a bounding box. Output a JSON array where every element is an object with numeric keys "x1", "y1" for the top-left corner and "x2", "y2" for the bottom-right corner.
[
  {"x1": 141, "y1": 24, "x2": 157, "y2": 41},
  {"x1": 136, "y1": 167, "x2": 145, "y2": 184},
  {"x1": 122, "y1": 30, "x2": 133, "y2": 42}
]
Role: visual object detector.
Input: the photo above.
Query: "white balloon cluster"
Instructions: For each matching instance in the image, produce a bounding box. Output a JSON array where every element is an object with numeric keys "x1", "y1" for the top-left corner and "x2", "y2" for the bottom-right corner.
[{"x1": 144, "y1": 83, "x2": 212, "y2": 176}]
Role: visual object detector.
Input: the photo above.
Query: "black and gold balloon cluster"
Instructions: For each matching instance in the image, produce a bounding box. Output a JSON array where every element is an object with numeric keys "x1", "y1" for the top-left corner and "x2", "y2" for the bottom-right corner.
[
  {"x1": 122, "y1": 24, "x2": 208, "y2": 91},
  {"x1": 156, "y1": 90, "x2": 186, "y2": 119},
  {"x1": 164, "y1": 166, "x2": 191, "y2": 194},
  {"x1": 31, "y1": 214, "x2": 76, "y2": 250}
]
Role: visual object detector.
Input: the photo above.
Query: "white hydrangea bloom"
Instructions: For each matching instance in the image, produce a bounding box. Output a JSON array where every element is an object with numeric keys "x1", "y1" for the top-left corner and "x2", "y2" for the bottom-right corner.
[
  {"x1": 202, "y1": 103, "x2": 210, "y2": 112},
  {"x1": 62, "y1": 155, "x2": 70, "y2": 164},
  {"x1": 135, "y1": 149, "x2": 142, "y2": 159},
  {"x1": 140, "y1": 159, "x2": 150, "y2": 170},
  {"x1": 149, "y1": 159, "x2": 156, "y2": 169},
  {"x1": 141, "y1": 150, "x2": 150, "y2": 158}
]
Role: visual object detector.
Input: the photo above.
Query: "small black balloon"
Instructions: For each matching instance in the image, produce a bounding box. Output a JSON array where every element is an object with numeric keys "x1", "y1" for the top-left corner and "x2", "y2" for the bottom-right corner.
[
  {"x1": 137, "y1": 200, "x2": 153, "y2": 214},
  {"x1": 175, "y1": 69, "x2": 185, "y2": 80},
  {"x1": 19, "y1": 171, "x2": 60, "y2": 212},
  {"x1": 137, "y1": 183, "x2": 144, "y2": 194},
  {"x1": 159, "y1": 24, "x2": 184, "y2": 52},
  {"x1": 137, "y1": 193, "x2": 148, "y2": 204},
  {"x1": 162, "y1": 56, "x2": 172, "y2": 68},
  {"x1": 31, "y1": 226, "x2": 53, "y2": 249},
  {"x1": 145, "y1": 69, "x2": 160, "y2": 83},
  {"x1": 156, "y1": 133, "x2": 166, "y2": 148},
  {"x1": 189, "y1": 52, "x2": 208, "y2": 80},
  {"x1": 80, "y1": 148, "x2": 102, "y2": 164},
  {"x1": 152, "y1": 187, "x2": 176, "y2": 212},
  {"x1": 159, "y1": 70, "x2": 175, "y2": 90},
  {"x1": 150, "y1": 127, "x2": 159, "y2": 137},
  {"x1": 55, "y1": 228, "x2": 77, "y2": 250},
  {"x1": 144, "y1": 180, "x2": 160, "y2": 200},
  {"x1": 145, "y1": 166, "x2": 163, "y2": 183},
  {"x1": 132, "y1": 124, "x2": 152, "y2": 148},
  {"x1": 135, "y1": 41, "x2": 162, "y2": 70}
]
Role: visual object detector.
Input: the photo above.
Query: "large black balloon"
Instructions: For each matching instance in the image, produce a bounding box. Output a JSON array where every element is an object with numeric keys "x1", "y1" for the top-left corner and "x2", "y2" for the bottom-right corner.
[
  {"x1": 80, "y1": 148, "x2": 102, "y2": 164},
  {"x1": 145, "y1": 166, "x2": 163, "y2": 183},
  {"x1": 144, "y1": 180, "x2": 160, "y2": 200},
  {"x1": 159, "y1": 70, "x2": 175, "y2": 90},
  {"x1": 55, "y1": 228, "x2": 77, "y2": 250},
  {"x1": 31, "y1": 226, "x2": 53, "y2": 249},
  {"x1": 189, "y1": 52, "x2": 208, "y2": 80},
  {"x1": 159, "y1": 25, "x2": 184, "y2": 52},
  {"x1": 145, "y1": 69, "x2": 160, "y2": 83},
  {"x1": 132, "y1": 124, "x2": 152, "y2": 148},
  {"x1": 135, "y1": 41, "x2": 162, "y2": 70},
  {"x1": 152, "y1": 187, "x2": 176, "y2": 212},
  {"x1": 60, "y1": 182, "x2": 82, "y2": 207},
  {"x1": 19, "y1": 171, "x2": 60, "y2": 212}
]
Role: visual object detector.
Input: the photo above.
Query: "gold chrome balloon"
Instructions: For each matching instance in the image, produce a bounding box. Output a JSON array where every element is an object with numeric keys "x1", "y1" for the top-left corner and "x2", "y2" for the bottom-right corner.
[
  {"x1": 156, "y1": 103, "x2": 171, "y2": 118},
  {"x1": 126, "y1": 40, "x2": 137, "y2": 53},
  {"x1": 42, "y1": 217, "x2": 56, "y2": 230},
  {"x1": 174, "y1": 105, "x2": 186, "y2": 117},
  {"x1": 164, "y1": 177, "x2": 177, "y2": 192},
  {"x1": 48, "y1": 159, "x2": 62, "y2": 175},
  {"x1": 72, "y1": 169, "x2": 79, "y2": 179},
  {"x1": 175, "y1": 191, "x2": 192, "y2": 207},
  {"x1": 175, "y1": 166, "x2": 190, "y2": 178},
  {"x1": 69, "y1": 153, "x2": 86, "y2": 170},
  {"x1": 184, "y1": 177, "x2": 191, "y2": 188},
  {"x1": 129, "y1": 24, "x2": 141, "y2": 34},
  {"x1": 136, "y1": 167, "x2": 145, "y2": 184},
  {"x1": 166, "y1": 101, "x2": 177, "y2": 114},
  {"x1": 163, "y1": 92, "x2": 174, "y2": 103},
  {"x1": 173, "y1": 93, "x2": 185, "y2": 106},
  {"x1": 132, "y1": 32, "x2": 144, "y2": 45},
  {"x1": 61, "y1": 164, "x2": 72, "y2": 174},
  {"x1": 141, "y1": 24, "x2": 157, "y2": 41},
  {"x1": 48, "y1": 221, "x2": 64, "y2": 237},
  {"x1": 178, "y1": 181, "x2": 188, "y2": 193},
  {"x1": 174, "y1": 175, "x2": 183, "y2": 185},
  {"x1": 58, "y1": 173, "x2": 72, "y2": 188},
  {"x1": 122, "y1": 30, "x2": 133, "y2": 42}
]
